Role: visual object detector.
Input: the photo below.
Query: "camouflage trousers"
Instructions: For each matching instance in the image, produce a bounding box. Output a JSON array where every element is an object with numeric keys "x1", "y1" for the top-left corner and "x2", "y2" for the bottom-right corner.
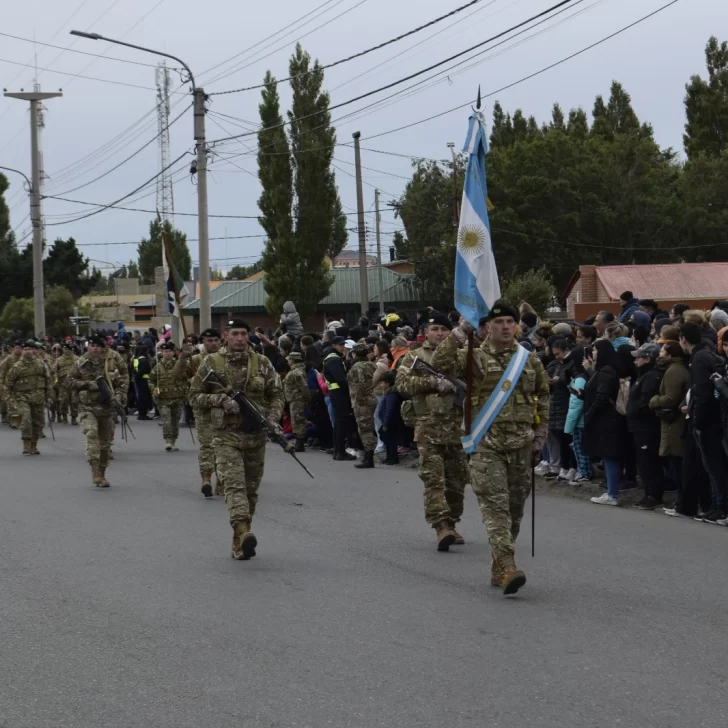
[
  {"x1": 194, "y1": 410, "x2": 216, "y2": 477},
  {"x1": 353, "y1": 400, "x2": 378, "y2": 452},
  {"x1": 417, "y1": 442, "x2": 469, "y2": 527},
  {"x1": 2, "y1": 399, "x2": 21, "y2": 428},
  {"x1": 289, "y1": 401, "x2": 307, "y2": 439},
  {"x1": 79, "y1": 411, "x2": 114, "y2": 463},
  {"x1": 159, "y1": 401, "x2": 182, "y2": 442},
  {"x1": 16, "y1": 401, "x2": 45, "y2": 441},
  {"x1": 55, "y1": 387, "x2": 78, "y2": 419},
  {"x1": 213, "y1": 431, "x2": 266, "y2": 527},
  {"x1": 470, "y1": 442, "x2": 531, "y2": 567}
]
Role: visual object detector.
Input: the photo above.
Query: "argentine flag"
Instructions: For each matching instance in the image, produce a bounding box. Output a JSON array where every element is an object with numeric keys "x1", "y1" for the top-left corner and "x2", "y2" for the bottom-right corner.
[{"x1": 454, "y1": 110, "x2": 500, "y2": 328}]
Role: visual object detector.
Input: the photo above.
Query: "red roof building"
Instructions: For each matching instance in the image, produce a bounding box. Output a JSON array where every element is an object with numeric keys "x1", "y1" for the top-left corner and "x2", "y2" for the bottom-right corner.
[{"x1": 564, "y1": 263, "x2": 728, "y2": 319}]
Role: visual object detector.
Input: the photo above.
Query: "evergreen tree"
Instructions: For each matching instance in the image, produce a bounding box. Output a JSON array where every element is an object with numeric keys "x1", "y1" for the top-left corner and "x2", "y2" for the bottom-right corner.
[
  {"x1": 137, "y1": 219, "x2": 191, "y2": 285},
  {"x1": 684, "y1": 36, "x2": 728, "y2": 158},
  {"x1": 44, "y1": 237, "x2": 101, "y2": 299},
  {"x1": 551, "y1": 103, "x2": 566, "y2": 131},
  {"x1": 258, "y1": 45, "x2": 346, "y2": 317}
]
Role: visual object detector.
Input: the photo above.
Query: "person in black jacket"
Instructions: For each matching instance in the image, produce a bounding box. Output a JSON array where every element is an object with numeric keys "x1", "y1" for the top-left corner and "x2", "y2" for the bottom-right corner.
[
  {"x1": 324, "y1": 336, "x2": 355, "y2": 461},
  {"x1": 548, "y1": 337, "x2": 575, "y2": 480},
  {"x1": 627, "y1": 344, "x2": 664, "y2": 509},
  {"x1": 680, "y1": 323, "x2": 727, "y2": 522},
  {"x1": 583, "y1": 340, "x2": 628, "y2": 506}
]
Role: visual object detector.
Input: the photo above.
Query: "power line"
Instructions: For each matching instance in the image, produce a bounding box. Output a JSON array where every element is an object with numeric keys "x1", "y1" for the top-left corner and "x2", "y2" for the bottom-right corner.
[
  {"x1": 203, "y1": 0, "x2": 369, "y2": 87},
  {"x1": 0, "y1": 31, "x2": 171, "y2": 69},
  {"x1": 74, "y1": 234, "x2": 269, "y2": 246},
  {"x1": 206, "y1": 0, "x2": 577, "y2": 146},
  {"x1": 208, "y1": 0, "x2": 486, "y2": 95}
]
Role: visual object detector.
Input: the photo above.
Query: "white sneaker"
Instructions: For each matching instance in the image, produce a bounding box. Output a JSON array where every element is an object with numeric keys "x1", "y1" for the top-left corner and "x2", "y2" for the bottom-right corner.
[
  {"x1": 534, "y1": 461, "x2": 549, "y2": 476},
  {"x1": 664, "y1": 507, "x2": 690, "y2": 518},
  {"x1": 557, "y1": 468, "x2": 569, "y2": 480},
  {"x1": 565, "y1": 468, "x2": 578, "y2": 482},
  {"x1": 591, "y1": 493, "x2": 619, "y2": 506},
  {"x1": 717, "y1": 517, "x2": 728, "y2": 527}
]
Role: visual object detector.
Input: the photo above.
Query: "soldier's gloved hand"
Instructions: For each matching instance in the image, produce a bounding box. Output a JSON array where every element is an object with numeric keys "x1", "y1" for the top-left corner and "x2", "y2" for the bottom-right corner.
[
  {"x1": 532, "y1": 440, "x2": 545, "y2": 466},
  {"x1": 267, "y1": 419, "x2": 283, "y2": 435},
  {"x1": 86, "y1": 381, "x2": 99, "y2": 391},
  {"x1": 221, "y1": 396, "x2": 240, "y2": 414},
  {"x1": 435, "y1": 378, "x2": 456, "y2": 394}
]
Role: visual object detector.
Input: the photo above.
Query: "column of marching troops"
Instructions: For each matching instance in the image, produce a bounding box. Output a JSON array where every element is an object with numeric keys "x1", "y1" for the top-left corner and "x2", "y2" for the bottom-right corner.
[{"x1": 0, "y1": 306, "x2": 550, "y2": 596}]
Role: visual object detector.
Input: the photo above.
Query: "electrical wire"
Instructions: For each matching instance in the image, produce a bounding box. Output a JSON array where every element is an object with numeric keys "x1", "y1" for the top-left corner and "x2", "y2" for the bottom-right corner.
[{"x1": 208, "y1": 0, "x2": 485, "y2": 95}]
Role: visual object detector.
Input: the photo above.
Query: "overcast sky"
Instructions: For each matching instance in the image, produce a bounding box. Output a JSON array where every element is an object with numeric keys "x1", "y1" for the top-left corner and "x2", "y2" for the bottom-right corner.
[{"x1": 1, "y1": 0, "x2": 725, "y2": 277}]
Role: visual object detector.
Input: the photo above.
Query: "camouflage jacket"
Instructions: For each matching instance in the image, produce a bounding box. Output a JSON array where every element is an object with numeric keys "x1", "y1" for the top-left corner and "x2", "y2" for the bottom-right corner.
[
  {"x1": 54, "y1": 353, "x2": 77, "y2": 386},
  {"x1": 347, "y1": 360, "x2": 376, "y2": 408},
  {"x1": 188, "y1": 347, "x2": 284, "y2": 443},
  {"x1": 431, "y1": 334, "x2": 550, "y2": 451},
  {"x1": 149, "y1": 355, "x2": 190, "y2": 403},
  {"x1": 106, "y1": 349, "x2": 130, "y2": 398},
  {"x1": 5, "y1": 356, "x2": 51, "y2": 405},
  {"x1": 396, "y1": 341, "x2": 463, "y2": 446},
  {"x1": 283, "y1": 363, "x2": 310, "y2": 405},
  {"x1": 0, "y1": 353, "x2": 22, "y2": 398},
  {"x1": 66, "y1": 354, "x2": 124, "y2": 415}
]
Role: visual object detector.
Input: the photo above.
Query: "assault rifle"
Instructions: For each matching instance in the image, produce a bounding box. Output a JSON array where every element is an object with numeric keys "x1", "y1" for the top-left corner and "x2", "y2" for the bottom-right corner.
[
  {"x1": 96, "y1": 376, "x2": 135, "y2": 442},
  {"x1": 410, "y1": 357, "x2": 467, "y2": 408},
  {"x1": 202, "y1": 369, "x2": 314, "y2": 479}
]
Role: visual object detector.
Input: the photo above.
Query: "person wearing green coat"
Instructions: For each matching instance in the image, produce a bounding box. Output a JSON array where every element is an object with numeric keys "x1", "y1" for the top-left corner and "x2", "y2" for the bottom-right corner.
[{"x1": 649, "y1": 341, "x2": 690, "y2": 492}]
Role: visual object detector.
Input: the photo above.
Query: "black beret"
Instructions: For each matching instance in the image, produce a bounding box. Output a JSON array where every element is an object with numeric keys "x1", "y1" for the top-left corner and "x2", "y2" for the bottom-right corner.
[
  {"x1": 426, "y1": 312, "x2": 452, "y2": 330},
  {"x1": 88, "y1": 335, "x2": 107, "y2": 347},
  {"x1": 161, "y1": 341, "x2": 177, "y2": 351},
  {"x1": 227, "y1": 319, "x2": 251, "y2": 331},
  {"x1": 200, "y1": 328, "x2": 221, "y2": 340},
  {"x1": 332, "y1": 336, "x2": 346, "y2": 345},
  {"x1": 486, "y1": 305, "x2": 519, "y2": 322}
]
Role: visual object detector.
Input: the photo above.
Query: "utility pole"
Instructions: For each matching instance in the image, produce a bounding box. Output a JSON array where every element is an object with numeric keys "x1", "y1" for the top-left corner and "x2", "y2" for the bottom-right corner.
[
  {"x1": 447, "y1": 142, "x2": 460, "y2": 228},
  {"x1": 4, "y1": 87, "x2": 62, "y2": 338},
  {"x1": 69, "y1": 30, "x2": 211, "y2": 331},
  {"x1": 352, "y1": 132, "x2": 369, "y2": 318},
  {"x1": 374, "y1": 189, "x2": 384, "y2": 315},
  {"x1": 194, "y1": 87, "x2": 211, "y2": 331}
]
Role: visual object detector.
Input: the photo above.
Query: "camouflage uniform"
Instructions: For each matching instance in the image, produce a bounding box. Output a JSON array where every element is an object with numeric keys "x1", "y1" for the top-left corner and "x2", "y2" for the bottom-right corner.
[
  {"x1": 190, "y1": 351, "x2": 218, "y2": 490},
  {"x1": 5, "y1": 355, "x2": 50, "y2": 452},
  {"x1": 0, "y1": 351, "x2": 23, "y2": 427},
  {"x1": 149, "y1": 354, "x2": 190, "y2": 447},
  {"x1": 432, "y1": 335, "x2": 549, "y2": 579},
  {"x1": 347, "y1": 358, "x2": 378, "y2": 452},
  {"x1": 189, "y1": 347, "x2": 284, "y2": 557},
  {"x1": 283, "y1": 361, "x2": 310, "y2": 440},
  {"x1": 54, "y1": 350, "x2": 78, "y2": 423},
  {"x1": 105, "y1": 348, "x2": 130, "y2": 450},
  {"x1": 66, "y1": 353, "x2": 125, "y2": 485},
  {"x1": 397, "y1": 341, "x2": 469, "y2": 530}
]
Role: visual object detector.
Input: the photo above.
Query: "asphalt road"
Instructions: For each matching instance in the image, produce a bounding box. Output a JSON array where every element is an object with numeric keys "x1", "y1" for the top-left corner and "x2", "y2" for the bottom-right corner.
[{"x1": 1, "y1": 420, "x2": 726, "y2": 728}]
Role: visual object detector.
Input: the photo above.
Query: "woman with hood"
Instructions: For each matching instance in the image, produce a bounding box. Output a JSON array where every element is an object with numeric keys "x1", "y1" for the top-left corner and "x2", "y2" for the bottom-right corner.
[
  {"x1": 280, "y1": 301, "x2": 304, "y2": 339},
  {"x1": 583, "y1": 340, "x2": 628, "y2": 506}
]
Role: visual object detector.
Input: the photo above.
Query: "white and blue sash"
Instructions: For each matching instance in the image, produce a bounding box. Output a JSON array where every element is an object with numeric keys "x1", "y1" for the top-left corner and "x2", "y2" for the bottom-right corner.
[{"x1": 461, "y1": 344, "x2": 530, "y2": 455}]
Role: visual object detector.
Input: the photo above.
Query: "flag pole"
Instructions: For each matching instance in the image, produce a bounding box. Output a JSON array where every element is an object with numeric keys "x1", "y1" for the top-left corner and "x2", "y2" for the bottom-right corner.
[{"x1": 162, "y1": 228, "x2": 189, "y2": 342}]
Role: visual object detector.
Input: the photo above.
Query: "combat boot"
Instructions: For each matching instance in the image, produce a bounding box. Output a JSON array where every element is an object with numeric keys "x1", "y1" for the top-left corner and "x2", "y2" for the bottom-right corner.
[
  {"x1": 90, "y1": 461, "x2": 103, "y2": 487},
  {"x1": 294, "y1": 438, "x2": 306, "y2": 453},
  {"x1": 169, "y1": 440, "x2": 179, "y2": 452},
  {"x1": 231, "y1": 521, "x2": 257, "y2": 560},
  {"x1": 435, "y1": 521, "x2": 456, "y2": 552},
  {"x1": 355, "y1": 450, "x2": 375, "y2": 469},
  {"x1": 22, "y1": 439, "x2": 31, "y2": 455},
  {"x1": 29, "y1": 441, "x2": 40, "y2": 455},
  {"x1": 201, "y1": 473, "x2": 213, "y2": 498},
  {"x1": 490, "y1": 556, "x2": 504, "y2": 587},
  {"x1": 165, "y1": 440, "x2": 173, "y2": 451},
  {"x1": 500, "y1": 557, "x2": 526, "y2": 595},
  {"x1": 453, "y1": 528, "x2": 465, "y2": 545},
  {"x1": 99, "y1": 451, "x2": 111, "y2": 487},
  {"x1": 71, "y1": 416, "x2": 78, "y2": 426},
  {"x1": 49, "y1": 411, "x2": 56, "y2": 423}
]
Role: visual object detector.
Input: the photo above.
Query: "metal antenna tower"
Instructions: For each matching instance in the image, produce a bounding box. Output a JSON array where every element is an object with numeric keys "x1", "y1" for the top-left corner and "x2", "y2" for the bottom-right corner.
[{"x1": 155, "y1": 62, "x2": 174, "y2": 222}]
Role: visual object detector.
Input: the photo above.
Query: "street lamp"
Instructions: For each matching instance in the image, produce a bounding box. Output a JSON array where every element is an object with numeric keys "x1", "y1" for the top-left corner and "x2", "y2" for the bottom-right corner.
[{"x1": 69, "y1": 30, "x2": 212, "y2": 330}]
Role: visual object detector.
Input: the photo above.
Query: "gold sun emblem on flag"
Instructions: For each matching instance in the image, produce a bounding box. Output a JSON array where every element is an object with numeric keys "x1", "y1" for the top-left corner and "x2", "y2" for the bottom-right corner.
[{"x1": 458, "y1": 224, "x2": 487, "y2": 256}]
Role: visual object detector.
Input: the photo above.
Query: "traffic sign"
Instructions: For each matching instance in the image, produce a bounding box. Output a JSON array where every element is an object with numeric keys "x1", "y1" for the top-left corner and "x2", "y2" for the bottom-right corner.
[{"x1": 69, "y1": 316, "x2": 91, "y2": 325}]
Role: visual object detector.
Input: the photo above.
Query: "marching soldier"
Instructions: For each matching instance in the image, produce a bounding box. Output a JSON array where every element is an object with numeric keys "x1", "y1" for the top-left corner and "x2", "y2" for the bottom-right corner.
[
  {"x1": 54, "y1": 342, "x2": 78, "y2": 424},
  {"x1": 283, "y1": 351, "x2": 310, "y2": 452},
  {"x1": 66, "y1": 336, "x2": 125, "y2": 487},
  {"x1": 190, "y1": 328, "x2": 223, "y2": 497},
  {"x1": 148, "y1": 341, "x2": 191, "y2": 452},
  {"x1": 5, "y1": 340, "x2": 51, "y2": 454},
  {"x1": 347, "y1": 343, "x2": 378, "y2": 469},
  {"x1": 0, "y1": 341, "x2": 23, "y2": 428},
  {"x1": 432, "y1": 304, "x2": 549, "y2": 595},
  {"x1": 396, "y1": 313, "x2": 469, "y2": 550},
  {"x1": 48, "y1": 344, "x2": 63, "y2": 422},
  {"x1": 105, "y1": 344, "x2": 130, "y2": 459},
  {"x1": 189, "y1": 319, "x2": 284, "y2": 560}
]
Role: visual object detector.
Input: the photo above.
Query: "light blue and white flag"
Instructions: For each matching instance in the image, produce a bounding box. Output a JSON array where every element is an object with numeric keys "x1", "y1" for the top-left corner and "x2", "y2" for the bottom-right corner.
[{"x1": 454, "y1": 110, "x2": 500, "y2": 328}]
